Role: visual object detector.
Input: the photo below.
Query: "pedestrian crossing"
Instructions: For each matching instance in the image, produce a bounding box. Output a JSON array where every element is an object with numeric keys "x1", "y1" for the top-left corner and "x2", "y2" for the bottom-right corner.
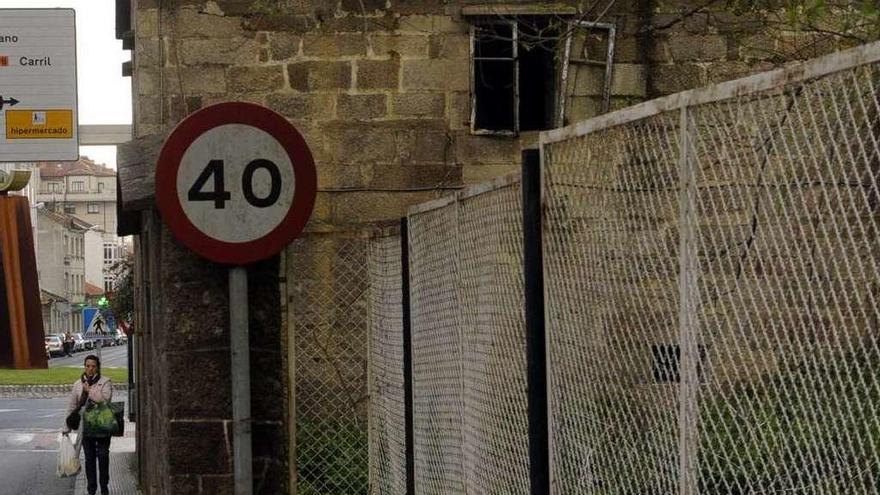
[{"x1": 0, "y1": 429, "x2": 61, "y2": 453}]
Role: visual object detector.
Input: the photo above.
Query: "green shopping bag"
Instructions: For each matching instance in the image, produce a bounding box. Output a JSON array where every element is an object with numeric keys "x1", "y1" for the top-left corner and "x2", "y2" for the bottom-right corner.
[{"x1": 83, "y1": 401, "x2": 120, "y2": 437}]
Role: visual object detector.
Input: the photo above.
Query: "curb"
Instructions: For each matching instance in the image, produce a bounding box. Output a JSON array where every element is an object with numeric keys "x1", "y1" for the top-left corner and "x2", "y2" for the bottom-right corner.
[{"x1": 0, "y1": 384, "x2": 129, "y2": 399}]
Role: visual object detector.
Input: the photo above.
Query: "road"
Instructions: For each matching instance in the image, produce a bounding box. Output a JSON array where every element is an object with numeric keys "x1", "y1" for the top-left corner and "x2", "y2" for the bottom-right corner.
[
  {"x1": 49, "y1": 342, "x2": 128, "y2": 369},
  {"x1": 0, "y1": 398, "x2": 76, "y2": 495},
  {"x1": 2, "y1": 343, "x2": 130, "y2": 495}
]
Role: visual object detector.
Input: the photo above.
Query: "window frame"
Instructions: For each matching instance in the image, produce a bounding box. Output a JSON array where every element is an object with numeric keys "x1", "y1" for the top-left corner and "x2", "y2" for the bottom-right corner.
[
  {"x1": 87, "y1": 203, "x2": 100, "y2": 214},
  {"x1": 559, "y1": 20, "x2": 617, "y2": 122},
  {"x1": 469, "y1": 17, "x2": 575, "y2": 136},
  {"x1": 470, "y1": 19, "x2": 519, "y2": 136},
  {"x1": 104, "y1": 242, "x2": 117, "y2": 265}
]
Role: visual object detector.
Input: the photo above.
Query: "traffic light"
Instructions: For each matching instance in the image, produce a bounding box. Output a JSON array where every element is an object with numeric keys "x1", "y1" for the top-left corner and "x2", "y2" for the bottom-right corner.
[{"x1": 97, "y1": 296, "x2": 108, "y2": 308}]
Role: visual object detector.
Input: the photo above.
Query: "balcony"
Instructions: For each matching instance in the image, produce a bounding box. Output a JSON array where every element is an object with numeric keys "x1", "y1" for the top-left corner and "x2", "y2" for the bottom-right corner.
[{"x1": 36, "y1": 189, "x2": 116, "y2": 202}]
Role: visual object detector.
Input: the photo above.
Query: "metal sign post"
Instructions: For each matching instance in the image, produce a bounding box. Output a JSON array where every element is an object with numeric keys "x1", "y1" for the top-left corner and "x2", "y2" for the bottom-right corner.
[
  {"x1": 155, "y1": 102, "x2": 316, "y2": 494},
  {"x1": 229, "y1": 267, "x2": 252, "y2": 494}
]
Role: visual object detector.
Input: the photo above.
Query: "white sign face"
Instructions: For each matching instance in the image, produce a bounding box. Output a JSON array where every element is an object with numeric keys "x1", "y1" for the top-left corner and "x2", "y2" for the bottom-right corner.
[
  {"x1": 175, "y1": 124, "x2": 296, "y2": 243},
  {"x1": 156, "y1": 102, "x2": 316, "y2": 265},
  {"x1": 0, "y1": 9, "x2": 78, "y2": 162}
]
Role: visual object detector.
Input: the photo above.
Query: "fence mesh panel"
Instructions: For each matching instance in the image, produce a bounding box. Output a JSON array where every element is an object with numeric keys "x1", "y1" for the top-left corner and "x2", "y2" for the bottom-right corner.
[
  {"x1": 543, "y1": 54, "x2": 880, "y2": 493},
  {"x1": 691, "y1": 65, "x2": 880, "y2": 493},
  {"x1": 405, "y1": 178, "x2": 530, "y2": 495},
  {"x1": 543, "y1": 114, "x2": 683, "y2": 493},
  {"x1": 408, "y1": 204, "x2": 466, "y2": 494},
  {"x1": 457, "y1": 183, "x2": 530, "y2": 494},
  {"x1": 367, "y1": 232, "x2": 407, "y2": 495},
  {"x1": 355, "y1": 44, "x2": 880, "y2": 494},
  {"x1": 288, "y1": 234, "x2": 370, "y2": 495}
]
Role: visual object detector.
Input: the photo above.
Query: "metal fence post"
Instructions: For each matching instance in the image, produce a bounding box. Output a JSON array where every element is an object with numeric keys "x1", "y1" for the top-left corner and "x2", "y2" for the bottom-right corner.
[
  {"x1": 401, "y1": 217, "x2": 416, "y2": 495},
  {"x1": 522, "y1": 149, "x2": 550, "y2": 494},
  {"x1": 677, "y1": 105, "x2": 699, "y2": 495}
]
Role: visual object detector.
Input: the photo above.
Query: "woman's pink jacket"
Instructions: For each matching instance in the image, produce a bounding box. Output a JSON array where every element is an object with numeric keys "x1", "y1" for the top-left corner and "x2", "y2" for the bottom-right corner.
[{"x1": 62, "y1": 376, "x2": 113, "y2": 433}]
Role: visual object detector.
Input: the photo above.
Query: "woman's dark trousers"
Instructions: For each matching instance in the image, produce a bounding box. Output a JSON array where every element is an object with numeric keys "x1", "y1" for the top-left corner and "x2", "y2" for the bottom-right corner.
[{"x1": 82, "y1": 436, "x2": 111, "y2": 494}]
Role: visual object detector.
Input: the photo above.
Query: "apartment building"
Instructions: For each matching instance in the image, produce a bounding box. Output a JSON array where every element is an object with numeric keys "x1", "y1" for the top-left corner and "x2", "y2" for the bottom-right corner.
[
  {"x1": 36, "y1": 157, "x2": 128, "y2": 292},
  {"x1": 36, "y1": 208, "x2": 89, "y2": 334}
]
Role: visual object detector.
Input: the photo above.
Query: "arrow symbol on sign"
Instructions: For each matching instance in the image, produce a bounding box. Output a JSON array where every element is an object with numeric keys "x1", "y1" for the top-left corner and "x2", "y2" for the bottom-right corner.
[{"x1": 0, "y1": 96, "x2": 19, "y2": 110}]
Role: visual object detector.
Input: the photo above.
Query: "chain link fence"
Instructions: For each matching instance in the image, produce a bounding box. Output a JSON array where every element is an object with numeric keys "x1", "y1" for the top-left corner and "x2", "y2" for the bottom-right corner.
[
  {"x1": 406, "y1": 199, "x2": 467, "y2": 494},
  {"x1": 406, "y1": 176, "x2": 530, "y2": 495},
  {"x1": 542, "y1": 42, "x2": 880, "y2": 493},
  {"x1": 367, "y1": 229, "x2": 407, "y2": 495},
  {"x1": 362, "y1": 175, "x2": 531, "y2": 494},
  {"x1": 457, "y1": 180, "x2": 529, "y2": 494},
  {"x1": 543, "y1": 111, "x2": 682, "y2": 493},
  {"x1": 300, "y1": 42, "x2": 880, "y2": 494},
  {"x1": 287, "y1": 233, "x2": 370, "y2": 494}
]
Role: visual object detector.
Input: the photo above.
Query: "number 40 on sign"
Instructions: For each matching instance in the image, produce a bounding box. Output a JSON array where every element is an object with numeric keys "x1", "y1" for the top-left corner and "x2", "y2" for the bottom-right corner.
[{"x1": 155, "y1": 102, "x2": 317, "y2": 265}]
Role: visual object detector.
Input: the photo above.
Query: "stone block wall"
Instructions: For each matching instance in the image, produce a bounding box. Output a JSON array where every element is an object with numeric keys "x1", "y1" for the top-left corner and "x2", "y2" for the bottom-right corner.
[
  {"x1": 128, "y1": 0, "x2": 853, "y2": 227},
  {"x1": 121, "y1": 0, "x2": 862, "y2": 493},
  {"x1": 133, "y1": 210, "x2": 285, "y2": 495}
]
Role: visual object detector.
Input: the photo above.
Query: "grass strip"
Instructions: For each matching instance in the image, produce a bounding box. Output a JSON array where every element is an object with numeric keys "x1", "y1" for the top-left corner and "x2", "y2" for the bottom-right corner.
[{"x1": 0, "y1": 367, "x2": 128, "y2": 385}]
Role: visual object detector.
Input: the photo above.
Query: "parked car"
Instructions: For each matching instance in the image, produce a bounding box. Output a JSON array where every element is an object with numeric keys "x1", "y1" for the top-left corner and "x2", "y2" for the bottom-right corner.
[
  {"x1": 45, "y1": 342, "x2": 50, "y2": 360},
  {"x1": 114, "y1": 329, "x2": 127, "y2": 346},
  {"x1": 72, "y1": 333, "x2": 88, "y2": 352},
  {"x1": 44, "y1": 335, "x2": 63, "y2": 357},
  {"x1": 82, "y1": 333, "x2": 98, "y2": 350}
]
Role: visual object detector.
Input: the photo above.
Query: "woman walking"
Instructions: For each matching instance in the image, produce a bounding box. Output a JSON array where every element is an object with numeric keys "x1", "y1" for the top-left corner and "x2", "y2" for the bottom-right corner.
[{"x1": 62, "y1": 354, "x2": 113, "y2": 495}]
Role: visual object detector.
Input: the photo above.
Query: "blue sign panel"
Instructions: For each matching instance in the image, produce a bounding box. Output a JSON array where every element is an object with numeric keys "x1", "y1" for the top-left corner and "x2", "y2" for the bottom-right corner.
[{"x1": 82, "y1": 307, "x2": 113, "y2": 340}]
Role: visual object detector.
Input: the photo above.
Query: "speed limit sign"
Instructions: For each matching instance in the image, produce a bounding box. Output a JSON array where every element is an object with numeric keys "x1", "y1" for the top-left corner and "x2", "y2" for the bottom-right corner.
[{"x1": 155, "y1": 102, "x2": 317, "y2": 264}]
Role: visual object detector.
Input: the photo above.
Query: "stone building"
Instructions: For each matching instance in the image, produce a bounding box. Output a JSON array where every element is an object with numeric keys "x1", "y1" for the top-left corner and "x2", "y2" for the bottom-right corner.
[
  {"x1": 114, "y1": 0, "x2": 854, "y2": 493},
  {"x1": 35, "y1": 208, "x2": 89, "y2": 334},
  {"x1": 40, "y1": 288, "x2": 69, "y2": 336}
]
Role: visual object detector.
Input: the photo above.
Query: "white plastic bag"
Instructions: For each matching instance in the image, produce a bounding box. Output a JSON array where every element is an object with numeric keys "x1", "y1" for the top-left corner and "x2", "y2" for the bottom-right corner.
[{"x1": 57, "y1": 434, "x2": 80, "y2": 478}]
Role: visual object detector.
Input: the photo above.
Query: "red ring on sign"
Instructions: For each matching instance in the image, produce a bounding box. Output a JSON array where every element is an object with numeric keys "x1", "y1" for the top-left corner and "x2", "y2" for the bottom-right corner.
[{"x1": 155, "y1": 102, "x2": 317, "y2": 265}]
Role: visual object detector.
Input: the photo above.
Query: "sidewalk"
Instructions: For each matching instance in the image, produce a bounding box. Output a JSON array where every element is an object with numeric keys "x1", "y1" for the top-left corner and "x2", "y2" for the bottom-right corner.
[{"x1": 74, "y1": 416, "x2": 141, "y2": 495}]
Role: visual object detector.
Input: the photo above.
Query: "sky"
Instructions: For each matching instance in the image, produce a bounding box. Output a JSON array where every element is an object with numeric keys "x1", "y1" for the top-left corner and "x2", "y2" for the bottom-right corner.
[{"x1": 0, "y1": 0, "x2": 131, "y2": 168}]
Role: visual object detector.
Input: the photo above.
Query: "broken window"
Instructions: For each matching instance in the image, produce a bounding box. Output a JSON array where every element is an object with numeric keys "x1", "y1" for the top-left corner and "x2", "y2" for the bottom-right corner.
[
  {"x1": 561, "y1": 21, "x2": 616, "y2": 124},
  {"x1": 470, "y1": 18, "x2": 563, "y2": 135}
]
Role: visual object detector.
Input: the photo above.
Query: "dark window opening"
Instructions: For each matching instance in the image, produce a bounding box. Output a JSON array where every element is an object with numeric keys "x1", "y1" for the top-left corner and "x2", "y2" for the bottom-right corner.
[
  {"x1": 473, "y1": 23, "x2": 516, "y2": 132},
  {"x1": 475, "y1": 23, "x2": 514, "y2": 58},
  {"x1": 474, "y1": 59, "x2": 516, "y2": 131},
  {"x1": 519, "y1": 20, "x2": 558, "y2": 131},
  {"x1": 471, "y1": 18, "x2": 559, "y2": 134}
]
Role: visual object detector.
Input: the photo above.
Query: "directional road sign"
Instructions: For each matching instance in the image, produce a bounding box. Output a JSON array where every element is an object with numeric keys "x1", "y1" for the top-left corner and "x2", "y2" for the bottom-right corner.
[
  {"x1": 0, "y1": 9, "x2": 78, "y2": 162},
  {"x1": 155, "y1": 102, "x2": 317, "y2": 265}
]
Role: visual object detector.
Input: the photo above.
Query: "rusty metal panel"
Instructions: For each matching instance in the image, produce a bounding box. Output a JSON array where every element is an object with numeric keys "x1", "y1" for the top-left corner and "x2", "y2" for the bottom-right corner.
[{"x1": 0, "y1": 195, "x2": 47, "y2": 368}]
